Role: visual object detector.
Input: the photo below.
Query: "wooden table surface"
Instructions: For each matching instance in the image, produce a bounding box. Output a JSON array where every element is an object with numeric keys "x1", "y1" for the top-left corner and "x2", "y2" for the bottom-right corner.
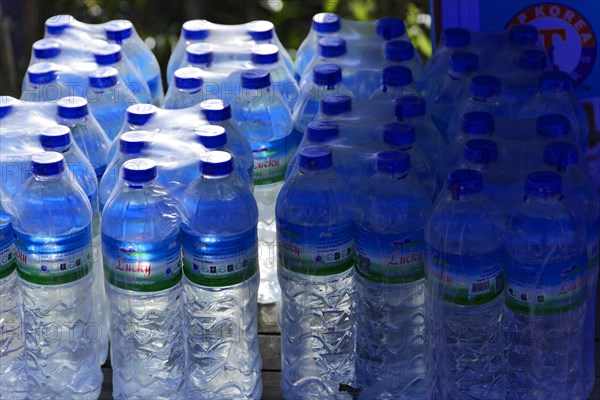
[{"x1": 100, "y1": 301, "x2": 600, "y2": 400}]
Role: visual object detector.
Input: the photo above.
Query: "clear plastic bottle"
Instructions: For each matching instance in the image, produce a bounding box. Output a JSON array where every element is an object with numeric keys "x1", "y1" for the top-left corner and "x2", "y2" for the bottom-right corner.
[
  {"x1": 22, "y1": 39, "x2": 64, "y2": 92},
  {"x1": 354, "y1": 150, "x2": 430, "y2": 399},
  {"x1": 162, "y1": 67, "x2": 205, "y2": 109},
  {"x1": 286, "y1": 120, "x2": 340, "y2": 179},
  {"x1": 92, "y1": 42, "x2": 152, "y2": 104},
  {"x1": 369, "y1": 65, "x2": 418, "y2": 101},
  {"x1": 167, "y1": 20, "x2": 210, "y2": 83},
  {"x1": 384, "y1": 40, "x2": 427, "y2": 92},
  {"x1": 277, "y1": 146, "x2": 355, "y2": 398},
  {"x1": 109, "y1": 103, "x2": 158, "y2": 161},
  {"x1": 12, "y1": 152, "x2": 102, "y2": 399},
  {"x1": 425, "y1": 169, "x2": 506, "y2": 400},
  {"x1": 0, "y1": 202, "x2": 27, "y2": 400},
  {"x1": 444, "y1": 111, "x2": 495, "y2": 172},
  {"x1": 56, "y1": 96, "x2": 111, "y2": 179},
  {"x1": 185, "y1": 43, "x2": 214, "y2": 70},
  {"x1": 316, "y1": 93, "x2": 353, "y2": 120},
  {"x1": 542, "y1": 142, "x2": 600, "y2": 398},
  {"x1": 101, "y1": 158, "x2": 186, "y2": 400},
  {"x1": 247, "y1": 20, "x2": 296, "y2": 79},
  {"x1": 505, "y1": 171, "x2": 586, "y2": 400},
  {"x1": 231, "y1": 69, "x2": 295, "y2": 304},
  {"x1": 295, "y1": 13, "x2": 341, "y2": 80},
  {"x1": 503, "y1": 24, "x2": 540, "y2": 64},
  {"x1": 87, "y1": 66, "x2": 140, "y2": 141},
  {"x1": 180, "y1": 151, "x2": 262, "y2": 399},
  {"x1": 39, "y1": 125, "x2": 109, "y2": 365},
  {"x1": 300, "y1": 37, "x2": 351, "y2": 91},
  {"x1": 22, "y1": 63, "x2": 70, "y2": 102},
  {"x1": 425, "y1": 28, "x2": 471, "y2": 91},
  {"x1": 104, "y1": 20, "x2": 164, "y2": 105}
]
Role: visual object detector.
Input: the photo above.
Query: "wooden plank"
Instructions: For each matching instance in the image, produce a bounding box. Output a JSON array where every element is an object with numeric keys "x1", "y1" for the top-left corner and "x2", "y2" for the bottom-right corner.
[
  {"x1": 259, "y1": 334, "x2": 282, "y2": 371},
  {"x1": 258, "y1": 303, "x2": 280, "y2": 334},
  {"x1": 261, "y1": 371, "x2": 283, "y2": 400}
]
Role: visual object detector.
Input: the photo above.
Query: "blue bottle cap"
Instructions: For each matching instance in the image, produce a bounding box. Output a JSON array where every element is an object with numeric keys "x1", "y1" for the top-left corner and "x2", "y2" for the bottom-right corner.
[
  {"x1": 383, "y1": 122, "x2": 415, "y2": 146},
  {"x1": 105, "y1": 20, "x2": 133, "y2": 42},
  {"x1": 122, "y1": 158, "x2": 157, "y2": 183},
  {"x1": 45, "y1": 15, "x2": 74, "y2": 35},
  {"x1": 57, "y1": 96, "x2": 89, "y2": 119},
  {"x1": 377, "y1": 150, "x2": 410, "y2": 174},
  {"x1": 120, "y1": 131, "x2": 151, "y2": 154},
  {"x1": 174, "y1": 67, "x2": 203, "y2": 90},
  {"x1": 525, "y1": 170, "x2": 561, "y2": 198},
  {"x1": 313, "y1": 63, "x2": 342, "y2": 87},
  {"x1": 307, "y1": 121, "x2": 339, "y2": 143},
  {"x1": 0, "y1": 96, "x2": 19, "y2": 119},
  {"x1": 299, "y1": 146, "x2": 333, "y2": 170},
  {"x1": 200, "y1": 99, "x2": 231, "y2": 122},
  {"x1": 196, "y1": 125, "x2": 227, "y2": 149},
  {"x1": 200, "y1": 151, "x2": 233, "y2": 176},
  {"x1": 241, "y1": 69, "x2": 271, "y2": 89},
  {"x1": 33, "y1": 39, "x2": 62, "y2": 59},
  {"x1": 461, "y1": 111, "x2": 494, "y2": 135},
  {"x1": 312, "y1": 13, "x2": 341, "y2": 33},
  {"x1": 126, "y1": 104, "x2": 157, "y2": 125},
  {"x1": 186, "y1": 43, "x2": 214, "y2": 65},
  {"x1": 537, "y1": 114, "x2": 570, "y2": 138},
  {"x1": 384, "y1": 40, "x2": 414, "y2": 62},
  {"x1": 540, "y1": 71, "x2": 572, "y2": 92},
  {"x1": 383, "y1": 65, "x2": 412, "y2": 87},
  {"x1": 376, "y1": 17, "x2": 406, "y2": 41},
  {"x1": 543, "y1": 141, "x2": 578, "y2": 168},
  {"x1": 40, "y1": 125, "x2": 71, "y2": 149},
  {"x1": 518, "y1": 49, "x2": 547, "y2": 70},
  {"x1": 510, "y1": 24, "x2": 539, "y2": 45},
  {"x1": 88, "y1": 67, "x2": 119, "y2": 88},
  {"x1": 93, "y1": 43, "x2": 122, "y2": 65},
  {"x1": 251, "y1": 44, "x2": 279, "y2": 65},
  {"x1": 395, "y1": 95, "x2": 426, "y2": 119},
  {"x1": 471, "y1": 75, "x2": 501, "y2": 98},
  {"x1": 321, "y1": 94, "x2": 352, "y2": 116},
  {"x1": 27, "y1": 63, "x2": 58, "y2": 84},
  {"x1": 319, "y1": 37, "x2": 347, "y2": 58},
  {"x1": 247, "y1": 20, "x2": 274, "y2": 41},
  {"x1": 182, "y1": 20, "x2": 210, "y2": 40},
  {"x1": 447, "y1": 169, "x2": 483, "y2": 195},
  {"x1": 450, "y1": 52, "x2": 479, "y2": 73},
  {"x1": 31, "y1": 152, "x2": 65, "y2": 176},
  {"x1": 442, "y1": 28, "x2": 471, "y2": 48},
  {"x1": 464, "y1": 139, "x2": 498, "y2": 165}
]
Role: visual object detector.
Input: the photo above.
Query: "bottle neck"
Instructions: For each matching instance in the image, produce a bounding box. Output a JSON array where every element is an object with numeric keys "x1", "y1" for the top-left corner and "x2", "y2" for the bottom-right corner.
[
  {"x1": 124, "y1": 179, "x2": 155, "y2": 189},
  {"x1": 44, "y1": 145, "x2": 71, "y2": 154},
  {"x1": 59, "y1": 116, "x2": 87, "y2": 125}
]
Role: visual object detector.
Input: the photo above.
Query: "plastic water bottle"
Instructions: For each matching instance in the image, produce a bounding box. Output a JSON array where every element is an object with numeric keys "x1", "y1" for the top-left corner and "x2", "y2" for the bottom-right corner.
[
  {"x1": 428, "y1": 51, "x2": 480, "y2": 137},
  {"x1": 504, "y1": 24, "x2": 540, "y2": 64},
  {"x1": 522, "y1": 71, "x2": 589, "y2": 149},
  {"x1": 446, "y1": 75, "x2": 509, "y2": 142},
  {"x1": 92, "y1": 43, "x2": 152, "y2": 104},
  {"x1": 162, "y1": 67, "x2": 204, "y2": 109},
  {"x1": 444, "y1": 111, "x2": 495, "y2": 171},
  {"x1": 369, "y1": 65, "x2": 418, "y2": 101},
  {"x1": 317, "y1": 93, "x2": 353, "y2": 121},
  {"x1": 250, "y1": 44, "x2": 299, "y2": 112},
  {"x1": 167, "y1": 20, "x2": 210, "y2": 83},
  {"x1": 300, "y1": 37, "x2": 350, "y2": 90},
  {"x1": 384, "y1": 40, "x2": 427, "y2": 92},
  {"x1": 505, "y1": 49, "x2": 548, "y2": 111},
  {"x1": 395, "y1": 95, "x2": 447, "y2": 170},
  {"x1": 543, "y1": 142, "x2": 600, "y2": 397},
  {"x1": 87, "y1": 66, "x2": 140, "y2": 141},
  {"x1": 39, "y1": 125, "x2": 109, "y2": 364},
  {"x1": 292, "y1": 63, "x2": 353, "y2": 142},
  {"x1": 56, "y1": 96, "x2": 111, "y2": 179},
  {"x1": 425, "y1": 28, "x2": 471, "y2": 90},
  {"x1": 117, "y1": 103, "x2": 158, "y2": 135},
  {"x1": 12, "y1": 152, "x2": 102, "y2": 399},
  {"x1": 231, "y1": 69, "x2": 294, "y2": 304},
  {"x1": 247, "y1": 20, "x2": 296, "y2": 79},
  {"x1": 505, "y1": 171, "x2": 586, "y2": 400},
  {"x1": 185, "y1": 43, "x2": 214, "y2": 70},
  {"x1": 277, "y1": 146, "x2": 355, "y2": 398},
  {"x1": 425, "y1": 169, "x2": 506, "y2": 400},
  {"x1": 22, "y1": 63, "x2": 69, "y2": 102},
  {"x1": 101, "y1": 158, "x2": 185, "y2": 399},
  {"x1": 354, "y1": 150, "x2": 430, "y2": 398},
  {"x1": 0, "y1": 202, "x2": 27, "y2": 400},
  {"x1": 383, "y1": 121, "x2": 439, "y2": 200},
  {"x1": 104, "y1": 20, "x2": 164, "y2": 105},
  {"x1": 180, "y1": 151, "x2": 262, "y2": 399},
  {"x1": 286, "y1": 120, "x2": 340, "y2": 179},
  {"x1": 99, "y1": 131, "x2": 152, "y2": 210},
  {"x1": 295, "y1": 13, "x2": 341, "y2": 80}
]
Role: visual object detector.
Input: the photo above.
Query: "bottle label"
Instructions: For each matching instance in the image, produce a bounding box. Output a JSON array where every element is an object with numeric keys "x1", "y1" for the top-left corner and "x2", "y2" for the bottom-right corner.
[
  {"x1": 354, "y1": 226, "x2": 425, "y2": 283},
  {"x1": 182, "y1": 227, "x2": 258, "y2": 287},
  {"x1": 0, "y1": 223, "x2": 16, "y2": 280},
  {"x1": 252, "y1": 134, "x2": 293, "y2": 186},
  {"x1": 277, "y1": 218, "x2": 354, "y2": 276},
  {"x1": 15, "y1": 227, "x2": 93, "y2": 285},
  {"x1": 588, "y1": 217, "x2": 599, "y2": 272},
  {"x1": 506, "y1": 254, "x2": 587, "y2": 316},
  {"x1": 426, "y1": 247, "x2": 504, "y2": 305},
  {"x1": 102, "y1": 233, "x2": 182, "y2": 292}
]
